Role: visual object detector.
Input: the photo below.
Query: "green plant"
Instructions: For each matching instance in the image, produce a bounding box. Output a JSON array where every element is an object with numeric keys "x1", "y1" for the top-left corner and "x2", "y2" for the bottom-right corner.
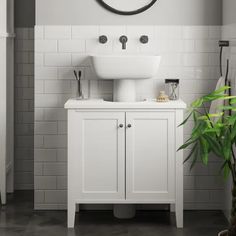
[{"x1": 178, "y1": 86, "x2": 236, "y2": 236}]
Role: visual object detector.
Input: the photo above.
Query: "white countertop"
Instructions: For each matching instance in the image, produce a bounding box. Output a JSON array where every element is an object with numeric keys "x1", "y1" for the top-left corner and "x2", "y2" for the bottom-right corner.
[{"x1": 64, "y1": 99, "x2": 187, "y2": 109}]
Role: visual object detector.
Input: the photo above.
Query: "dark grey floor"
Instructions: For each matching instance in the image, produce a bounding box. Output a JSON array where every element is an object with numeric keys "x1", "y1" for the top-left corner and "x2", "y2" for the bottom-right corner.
[{"x1": 0, "y1": 191, "x2": 229, "y2": 236}]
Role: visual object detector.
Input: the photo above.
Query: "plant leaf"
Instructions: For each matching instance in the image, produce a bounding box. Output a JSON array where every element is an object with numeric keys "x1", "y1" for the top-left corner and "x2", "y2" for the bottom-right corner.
[
  {"x1": 190, "y1": 143, "x2": 199, "y2": 170},
  {"x1": 211, "y1": 86, "x2": 230, "y2": 95},
  {"x1": 222, "y1": 130, "x2": 232, "y2": 160},
  {"x1": 178, "y1": 138, "x2": 197, "y2": 151},
  {"x1": 227, "y1": 114, "x2": 236, "y2": 125},
  {"x1": 193, "y1": 111, "x2": 198, "y2": 123},
  {"x1": 216, "y1": 105, "x2": 236, "y2": 111},
  {"x1": 219, "y1": 96, "x2": 236, "y2": 100},
  {"x1": 178, "y1": 111, "x2": 193, "y2": 127},
  {"x1": 203, "y1": 94, "x2": 226, "y2": 102},
  {"x1": 198, "y1": 113, "x2": 223, "y2": 120},
  {"x1": 199, "y1": 137, "x2": 209, "y2": 165},
  {"x1": 231, "y1": 122, "x2": 236, "y2": 140},
  {"x1": 230, "y1": 98, "x2": 236, "y2": 104},
  {"x1": 191, "y1": 122, "x2": 205, "y2": 139},
  {"x1": 191, "y1": 98, "x2": 204, "y2": 108},
  {"x1": 203, "y1": 134, "x2": 223, "y2": 157},
  {"x1": 223, "y1": 164, "x2": 231, "y2": 179},
  {"x1": 184, "y1": 143, "x2": 198, "y2": 164},
  {"x1": 203, "y1": 128, "x2": 221, "y2": 134},
  {"x1": 220, "y1": 161, "x2": 231, "y2": 179}
]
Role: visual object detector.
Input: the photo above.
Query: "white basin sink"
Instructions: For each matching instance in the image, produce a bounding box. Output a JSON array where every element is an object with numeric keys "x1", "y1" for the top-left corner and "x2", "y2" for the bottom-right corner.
[
  {"x1": 91, "y1": 55, "x2": 161, "y2": 102},
  {"x1": 91, "y1": 55, "x2": 161, "y2": 80}
]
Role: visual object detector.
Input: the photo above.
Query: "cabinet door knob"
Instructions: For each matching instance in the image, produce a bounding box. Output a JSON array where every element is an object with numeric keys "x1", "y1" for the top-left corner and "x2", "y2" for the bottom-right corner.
[
  {"x1": 127, "y1": 124, "x2": 132, "y2": 128},
  {"x1": 119, "y1": 124, "x2": 124, "y2": 128}
]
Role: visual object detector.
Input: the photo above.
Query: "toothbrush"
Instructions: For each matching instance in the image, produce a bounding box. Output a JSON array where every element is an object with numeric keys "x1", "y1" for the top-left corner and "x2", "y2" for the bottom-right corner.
[
  {"x1": 74, "y1": 70, "x2": 78, "y2": 80},
  {"x1": 78, "y1": 70, "x2": 83, "y2": 98}
]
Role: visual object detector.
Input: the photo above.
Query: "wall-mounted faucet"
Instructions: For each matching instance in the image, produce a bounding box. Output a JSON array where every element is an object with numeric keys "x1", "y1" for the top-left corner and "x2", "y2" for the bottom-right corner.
[
  {"x1": 99, "y1": 35, "x2": 108, "y2": 44},
  {"x1": 119, "y1": 35, "x2": 128, "y2": 50}
]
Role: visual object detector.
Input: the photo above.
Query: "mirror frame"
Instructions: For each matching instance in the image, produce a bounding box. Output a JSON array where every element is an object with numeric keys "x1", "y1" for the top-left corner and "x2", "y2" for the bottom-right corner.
[{"x1": 96, "y1": 0, "x2": 158, "y2": 15}]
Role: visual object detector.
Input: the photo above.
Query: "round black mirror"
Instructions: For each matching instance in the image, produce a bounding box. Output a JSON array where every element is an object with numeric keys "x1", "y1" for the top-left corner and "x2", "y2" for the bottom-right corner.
[{"x1": 96, "y1": 0, "x2": 158, "y2": 15}]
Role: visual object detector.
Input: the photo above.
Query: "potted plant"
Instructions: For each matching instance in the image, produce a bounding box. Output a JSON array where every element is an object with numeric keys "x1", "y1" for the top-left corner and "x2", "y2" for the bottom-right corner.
[{"x1": 178, "y1": 86, "x2": 236, "y2": 236}]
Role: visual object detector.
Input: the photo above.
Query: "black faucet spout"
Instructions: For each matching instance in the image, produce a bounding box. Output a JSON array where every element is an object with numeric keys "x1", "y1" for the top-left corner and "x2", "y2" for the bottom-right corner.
[{"x1": 119, "y1": 35, "x2": 128, "y2": 50}]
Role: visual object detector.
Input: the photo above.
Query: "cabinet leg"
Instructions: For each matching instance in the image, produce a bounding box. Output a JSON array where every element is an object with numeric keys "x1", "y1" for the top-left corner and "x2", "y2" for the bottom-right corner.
[
  {"x1": 76, "y1": 204, "x2": 80, "y2": 213},
  {"x1": 170, "y1": 204, "x2": 175, "y2": 213},
  {"x1": 0, "y1": 190, "x2": 6, "y2": 205},
  {"x1": 7, "y1": 167, "x2": 14, "y2": 193},
  {"x1": 68, "y1": 202, "x2": 76, "y2": 228},
  {"x1": 0, "y1": 177, "x2": 6, "y2": 205},
  {"x1": 175, "y1": 114, "x2": 184, "y2": 228},
  {"x1": 175, "y1": 204, "x2": 183, "y2": 228}
]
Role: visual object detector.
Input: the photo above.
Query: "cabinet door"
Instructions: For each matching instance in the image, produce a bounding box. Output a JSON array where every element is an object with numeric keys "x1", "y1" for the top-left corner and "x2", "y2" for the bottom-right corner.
[
  {"x1": 126, "y1": 112, "x2": 175, "y2": 201},
  {"x1": 68, "y1": 111, "x2": 125, "y2": 201}
]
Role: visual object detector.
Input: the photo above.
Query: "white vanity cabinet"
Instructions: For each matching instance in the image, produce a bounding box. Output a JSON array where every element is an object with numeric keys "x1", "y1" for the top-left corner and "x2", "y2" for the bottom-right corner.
[{"x1": 65, "y1": 100, "x2": 186, "y2": 229}]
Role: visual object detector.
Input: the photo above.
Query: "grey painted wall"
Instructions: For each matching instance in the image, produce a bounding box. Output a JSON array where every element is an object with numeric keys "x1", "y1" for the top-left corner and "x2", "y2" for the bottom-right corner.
[
  {"x1": 223, "y1": 0, "x2": 236, "y2": 25},
  {"x1": 36, "y1": 0, "x2": 222, "y2": 25},
  {"x1": 15, "y1": 0, "x2": 35, "y2": 27}
]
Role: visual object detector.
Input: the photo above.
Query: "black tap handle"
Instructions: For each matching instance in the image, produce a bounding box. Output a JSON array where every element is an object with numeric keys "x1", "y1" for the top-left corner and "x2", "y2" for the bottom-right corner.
[
  {"x1": 99, "y1": 35, "x2": 108, "y2": 44},
  {"x1": 140, "y1": 35, "x2": 149, "y2": 44}
]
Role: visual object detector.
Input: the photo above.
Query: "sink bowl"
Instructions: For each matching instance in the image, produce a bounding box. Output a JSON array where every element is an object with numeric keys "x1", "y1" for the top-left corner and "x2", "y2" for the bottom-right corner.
[
  {"x1": 91, "y1": 55, "x2": 161, "y2": 102},
  {"x1": 91, "y1": 55, "x2": 161, "y2": 80}
]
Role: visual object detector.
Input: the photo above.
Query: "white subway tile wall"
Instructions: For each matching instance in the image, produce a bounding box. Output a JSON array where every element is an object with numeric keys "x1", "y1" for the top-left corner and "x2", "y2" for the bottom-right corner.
[
  {"x1": 15, "y1": 28, "x2": 34, "y2": 190},
  {"x1": 33, "y1": 25, "x2": 224, "y2": 210}
]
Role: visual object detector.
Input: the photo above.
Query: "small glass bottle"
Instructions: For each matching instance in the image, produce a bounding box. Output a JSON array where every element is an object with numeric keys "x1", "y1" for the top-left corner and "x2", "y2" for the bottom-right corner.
[{"x1": 165, "y1": 79, "x2": 180, "y2": 100}]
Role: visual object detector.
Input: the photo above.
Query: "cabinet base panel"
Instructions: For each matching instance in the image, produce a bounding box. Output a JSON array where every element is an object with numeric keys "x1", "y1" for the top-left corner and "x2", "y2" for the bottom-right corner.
[
  {"x1": 67, "y1": 202, "x2": 183, "y2": 228},
  {"x1": 74, "y1": 200, "x2": 176, "y2": 204}
]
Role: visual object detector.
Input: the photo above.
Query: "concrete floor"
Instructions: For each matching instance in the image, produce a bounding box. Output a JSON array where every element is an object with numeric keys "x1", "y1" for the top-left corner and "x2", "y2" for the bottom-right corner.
[{"x1": 0, "y1": 191, "x2": 229, "y2": 236}]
